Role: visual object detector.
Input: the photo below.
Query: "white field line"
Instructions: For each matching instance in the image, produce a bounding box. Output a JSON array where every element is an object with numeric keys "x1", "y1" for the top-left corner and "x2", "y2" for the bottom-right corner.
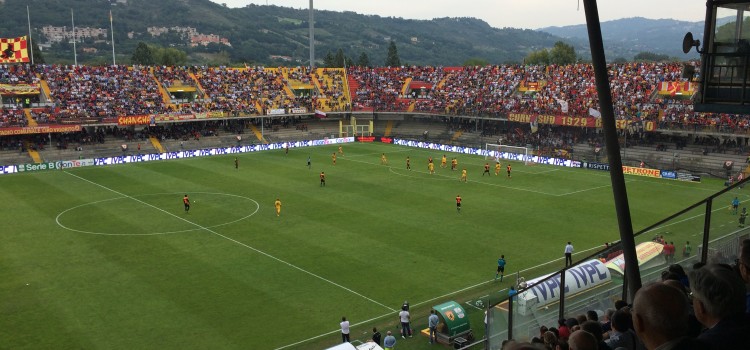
[
  {"x1": 274, "y1": 244, "x2": 604, "y2": 350},
  {"x1": 465, "y1": 301, "x2": 483, "y2": 310},
  {"x1": 638, "y1": 198, "x2": 749, "y2": 235},
  {"x1": 554, "y1": 179, "x2": 637, "y2": 197},
  {"x1": 555, "y1": 183, "x2": 614, "y2": 197},
  {"x1": 64, "y1": 171, "x2": 396, "y2": 313}
]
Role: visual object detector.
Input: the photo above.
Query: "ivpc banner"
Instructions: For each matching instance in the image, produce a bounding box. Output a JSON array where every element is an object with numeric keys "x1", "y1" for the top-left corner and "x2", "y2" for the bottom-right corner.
[{"x1": 3, "y1": 137, "x2": 354, "y2": 175}]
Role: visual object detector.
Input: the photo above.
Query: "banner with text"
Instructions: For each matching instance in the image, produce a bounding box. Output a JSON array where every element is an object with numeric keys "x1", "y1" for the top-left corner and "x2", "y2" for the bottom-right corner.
[
  {"x1": 0, "y1": 83, "x2": 40, "y2": 95},
  {"x1": 0, "y1": 124, "x2": 81, "y2": 136},
  {"x1": 508, "y1": 113, "x2": 656, "y2": 132},
  {"x1": 622, "y1": 165, "x2": 661, "y2": 178}
]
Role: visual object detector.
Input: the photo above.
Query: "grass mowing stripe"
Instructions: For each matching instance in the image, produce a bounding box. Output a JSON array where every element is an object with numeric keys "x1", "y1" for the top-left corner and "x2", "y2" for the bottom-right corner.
[
  {"x1": 274, "y1": 242, "x2": 606, "y2": 350},
  {"x1": 338, "y1": 150, "x2": 562, "y2": 196},
  {"x1": 63, "y1": 170, "x2": 397, "y2": 313}
]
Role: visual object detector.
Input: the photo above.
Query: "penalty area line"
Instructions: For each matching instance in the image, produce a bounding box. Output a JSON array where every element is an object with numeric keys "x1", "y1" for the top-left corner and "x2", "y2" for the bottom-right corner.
[{"x1": 63, "y1": 171, "x2": 396, "y2": 314}]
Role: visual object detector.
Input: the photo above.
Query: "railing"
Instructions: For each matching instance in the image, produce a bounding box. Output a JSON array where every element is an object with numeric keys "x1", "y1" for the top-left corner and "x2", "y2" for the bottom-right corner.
[{"x1": 482, "y1": 176, "x2": 750, "y2": 349}]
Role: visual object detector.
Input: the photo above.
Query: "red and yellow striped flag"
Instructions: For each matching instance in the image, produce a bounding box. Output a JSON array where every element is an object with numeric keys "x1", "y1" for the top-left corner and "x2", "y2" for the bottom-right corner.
[{"x1": 0, "y1": 36, "x2": 30, "y2": 63}]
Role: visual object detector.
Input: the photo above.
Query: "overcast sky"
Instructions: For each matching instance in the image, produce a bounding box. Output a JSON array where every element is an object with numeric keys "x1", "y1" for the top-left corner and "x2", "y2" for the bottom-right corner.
[{"x1": 208, "y1": 0, "x2": 707, "y2": 30}]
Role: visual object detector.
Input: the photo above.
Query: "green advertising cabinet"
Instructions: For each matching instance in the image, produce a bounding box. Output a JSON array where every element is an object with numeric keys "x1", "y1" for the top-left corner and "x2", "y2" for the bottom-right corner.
[{"x1": 433, "y1": 300, "x2": 471, "y2": 338}]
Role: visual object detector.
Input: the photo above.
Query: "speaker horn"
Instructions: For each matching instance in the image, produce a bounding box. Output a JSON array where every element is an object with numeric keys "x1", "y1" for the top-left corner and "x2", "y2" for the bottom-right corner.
[{"x1": 683, "y1": 32, "x2": 700, "y2": 54}]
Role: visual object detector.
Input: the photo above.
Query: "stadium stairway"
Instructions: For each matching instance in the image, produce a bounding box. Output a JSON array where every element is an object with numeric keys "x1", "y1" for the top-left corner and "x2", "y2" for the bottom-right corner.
[
  {"x1": 26, "y1": 142, "x2": 42, "y2": 163},
  {"x1": 401, "y1": 77, "x2": 412, "y2": 96},
  {"x1": 384, "y1": 120, "x2": 394, "y2": 137},
  {"x1": 450, "y1": 130, "x2": 463, "y2": 143},
  {"x1": 311, "y1": 70, "x2": 324, "y2": 94},
  {"x1": 151, "y1": 73, "x2": 172, "y2": 104},
  {"x1": 249, "y1": 124, "x2": 268, "y2": 144},
  {"x1": 341, "y1": 69, "x2": 352, "y2": 107},
  {"x1": 282, "y1": 81, "x2": 295, "y2": 99},
  {"x1": 24, "y1": 109, "x2": 37, "y2": 127},
  {"x1": 346, "y1": 76, "x2": 359, "y2": 103},
  {"x1": 36, "y1": 73, "x2": 52, "y2": 99},
  {"x1": 188, "y1": 72, "x2": 206, "y2": 97},
  {"x1": 407, "y1": 101, "x2": 416, "y2": 112},
  {"x1": 437, "y1": 76, "x2": 448, "y2": 89},
  {"x1": 149, "y1": 136, "x2": 166, "y2": 153}
]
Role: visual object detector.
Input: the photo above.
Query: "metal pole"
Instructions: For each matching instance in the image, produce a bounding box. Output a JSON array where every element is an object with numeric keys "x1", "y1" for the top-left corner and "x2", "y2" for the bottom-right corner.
[
  {"x1": 701, "y1": 199, "x2": 712, "y2": 264},
  {"x1": 558, "y1": 269, "x2": 566, "y2": 320},
  {"x1": 110, "y1": 10, "x2": 116, "y2": 65},
  {"x1": 583, "y1": 0, "x2": 641, "y2": 301},
  {"x1": 699, "y1": 1, "x2": 714, "y2": 105},
  {"x1": 309, "y1": 0, "x2": 315, "y2": 68},
  {"x1": 71, "y1": 9, "x2": 77, "y2": 66},
  {"x1": 623, "y1": 128, "x2": 627, "y2": 161},
  {"x1": 507, "y1": 293, "x2": 513, "y2": 341},
  {"x1": 27, "y1": 5, "x2": 34, "y2": 65}
]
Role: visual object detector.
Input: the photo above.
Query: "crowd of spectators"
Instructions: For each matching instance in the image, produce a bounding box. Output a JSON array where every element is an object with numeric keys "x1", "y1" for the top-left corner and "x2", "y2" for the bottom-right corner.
[
  {"x1": 501, "y1": 249, "x2": 750, "y2": 350},
  {"x1": 152, "y1": 65, "x2": 197, "y2": 88},
  {"x1": 2, "y1": 62, "x2": 750, "y2": 137},
  {"x1": 314, "y1": 68, "x2": 349, "y2": 111},
  {"x1": 0, "y1": 63, "x2": 38, "y2": 84},
  {"x1": 194, "y1": 66, "x2": 275, "y2": 115},
  {"x1": 0, "y1": 107, "x2": 27, "y2": 128},
  {"x1": 39, "y1": 64, "x2": 166, "y2": 119}
]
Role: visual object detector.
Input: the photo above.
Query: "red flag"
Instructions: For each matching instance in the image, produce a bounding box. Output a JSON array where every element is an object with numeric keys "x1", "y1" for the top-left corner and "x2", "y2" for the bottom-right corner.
[{"x1": 0, "y1": 36, "x2": 29, "y2": 63}]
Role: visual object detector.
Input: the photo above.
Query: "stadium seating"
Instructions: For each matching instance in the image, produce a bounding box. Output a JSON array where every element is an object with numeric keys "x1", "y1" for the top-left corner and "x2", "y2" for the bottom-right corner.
[{"x1": 1, "y1": 61, "x2": 750, "y2": 139}]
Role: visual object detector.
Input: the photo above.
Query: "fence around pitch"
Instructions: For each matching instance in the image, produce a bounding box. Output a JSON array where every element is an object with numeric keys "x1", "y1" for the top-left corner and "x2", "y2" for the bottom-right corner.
[{"x1": 482, "y1": 177, "x2": 750, "y2": 349}]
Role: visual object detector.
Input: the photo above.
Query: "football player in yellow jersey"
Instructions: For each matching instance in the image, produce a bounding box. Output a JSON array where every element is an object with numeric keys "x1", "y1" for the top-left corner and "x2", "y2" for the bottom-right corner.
[
  {"x1": 461, "y1": 168, "x2": 467, "y2": 182},
  {"x1": 381, "y1": 153, "x2": 388, "y2": 165},
  {"x1": 495, "y1": 161, "x2": 501, "y2": 176},
  {"x1": 332, "y1": 152, "x2": 337, "y2": 165},
  {"x1": 274, "y1": 198, "x2": 282, "y2": 216},
  {"x1": 428, "y1": 162, "x2": 435, "y2": 174},
  {"x1": 441, "y1": 155, "x2": 447, "y2": 168},
  {"x1": 451, "y1": 158, "x2": 458, "y2": 171}
]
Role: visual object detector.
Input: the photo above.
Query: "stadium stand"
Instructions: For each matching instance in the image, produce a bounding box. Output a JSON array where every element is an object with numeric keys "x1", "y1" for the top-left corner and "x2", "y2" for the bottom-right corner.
[{"x1": 5, "y1": 61, "x2": 750, "y2": 173}]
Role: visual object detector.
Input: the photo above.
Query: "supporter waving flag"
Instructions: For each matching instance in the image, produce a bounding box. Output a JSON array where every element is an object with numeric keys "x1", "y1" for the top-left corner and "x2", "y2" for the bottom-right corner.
[{"x1": 314, "y1": 109, "x2": 327, "y2": 118}]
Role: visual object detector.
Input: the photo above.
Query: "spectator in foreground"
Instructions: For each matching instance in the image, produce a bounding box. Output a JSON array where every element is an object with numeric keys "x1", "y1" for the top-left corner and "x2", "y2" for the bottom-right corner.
[
  {"x1": 558, "y1": 318, "x2": 571, "y2": 340},
  {"x1": 568, "y1": 330, "x2": 598, "y2": 350},
  {"x1": 631, "y1": 282, "x2": 708, "y2": 350},
  {"x1": 604, "y1": 309, "x2": 637, "y2": 350},
  {"x1": 581, "y1": 320, "x2": 611, "y2": 350},
  {"x1": 690, "y1": 264, "x2": 750, "y2": 349},
  {"x1": 661, "y1": 279, "x2": 703, "y2": 337},
  {"x1": 739, "y1": 239, "x2": 750, "y2": 313}
]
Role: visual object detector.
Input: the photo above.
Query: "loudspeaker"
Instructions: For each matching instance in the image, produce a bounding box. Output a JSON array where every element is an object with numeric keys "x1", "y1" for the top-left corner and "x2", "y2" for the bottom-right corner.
[{"x1": 682, "y1": 32, "x2": 700, "y2": 54}]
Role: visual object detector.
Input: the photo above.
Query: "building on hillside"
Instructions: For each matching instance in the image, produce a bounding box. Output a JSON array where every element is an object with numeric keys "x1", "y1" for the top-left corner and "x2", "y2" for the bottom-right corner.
[
  {"x1": 41, "y1": 26, "x2": 108, "y2": 43},
  {"x1": 270, "y1": 55, "x2": 293, "y2": 62},
  {"x1": 190, "y1": 34, "x2": 231, "y2": 47},
  {"x1": 147, "y1": 26, "x2": 198, "y2": 39}
]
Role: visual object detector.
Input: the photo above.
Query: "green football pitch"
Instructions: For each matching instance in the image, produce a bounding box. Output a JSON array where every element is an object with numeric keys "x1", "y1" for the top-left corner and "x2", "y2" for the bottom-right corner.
[{"x1": 0, "y1": 142, "x2": 733, "y2": 349}]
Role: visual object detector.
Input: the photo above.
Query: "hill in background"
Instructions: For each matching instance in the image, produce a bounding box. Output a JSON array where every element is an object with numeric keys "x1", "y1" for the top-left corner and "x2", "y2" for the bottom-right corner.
[
  {"x1": 538, "y1": 16, "x2": 703, "y2": 61},
  {"x1": 0, "y1": 0, "x2": 703, "y2": 65}
]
